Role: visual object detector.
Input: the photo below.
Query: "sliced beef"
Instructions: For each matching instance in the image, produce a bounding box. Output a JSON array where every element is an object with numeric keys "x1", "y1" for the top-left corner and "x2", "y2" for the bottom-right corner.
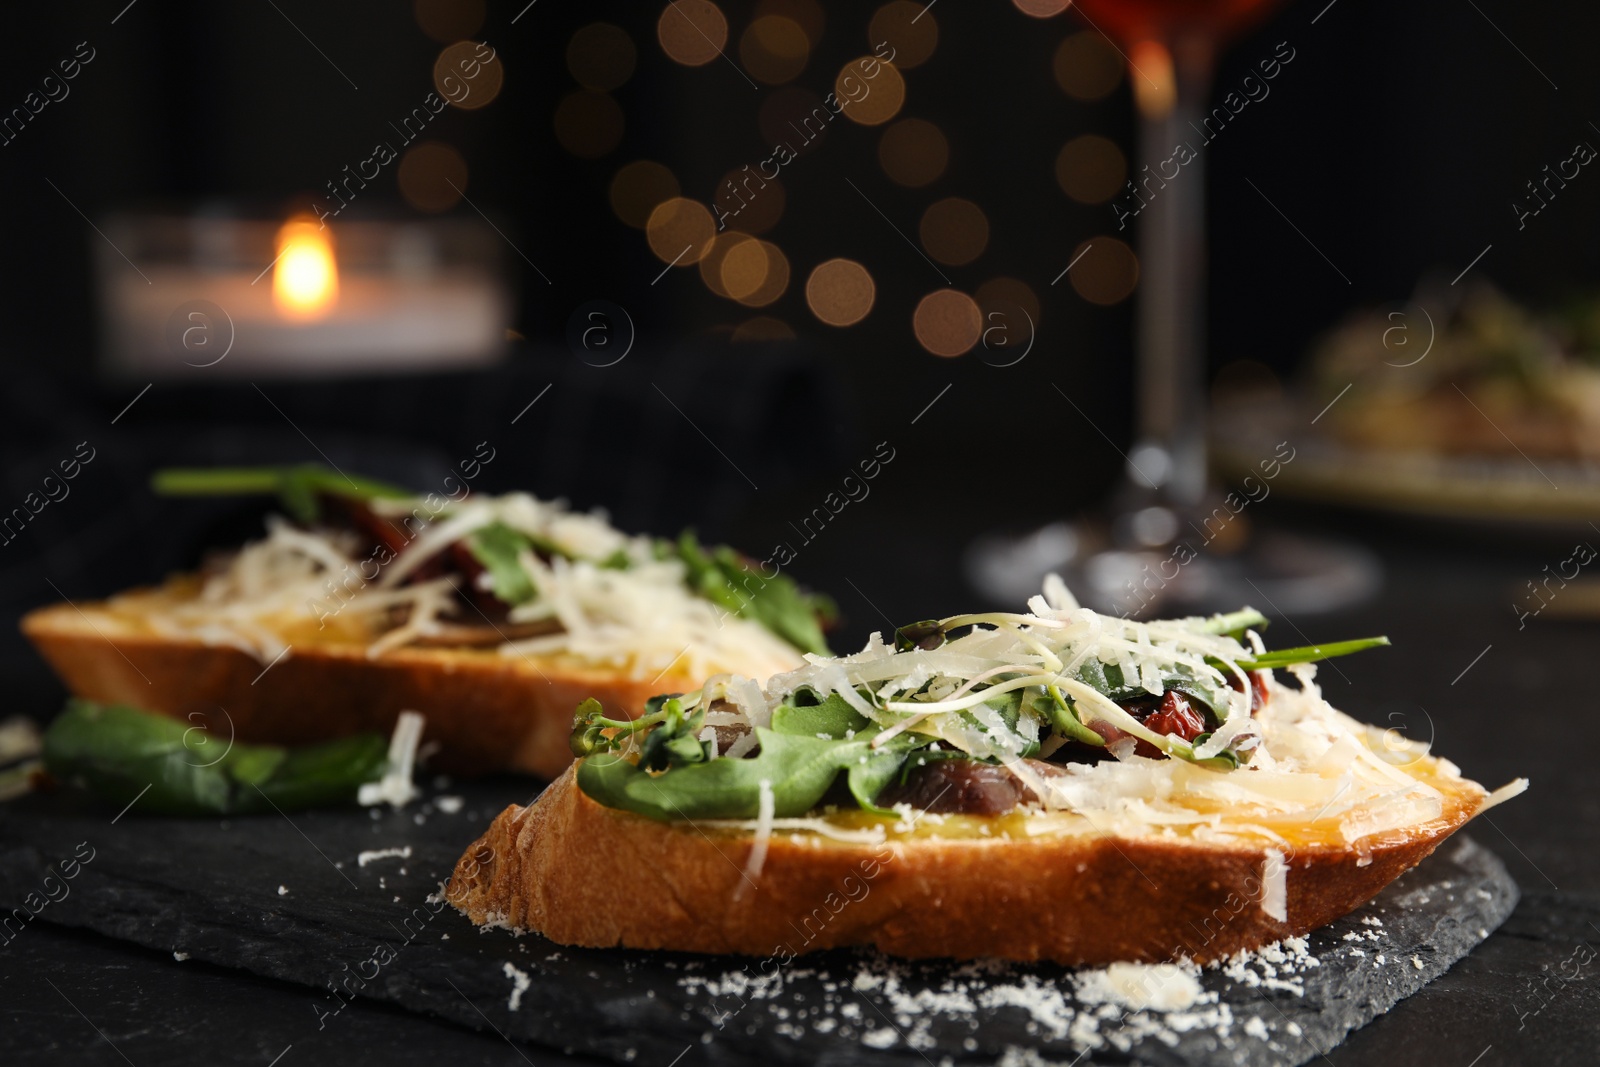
[{"x1": 875, "y1": 757, "x2": 1071, "y2": 815}]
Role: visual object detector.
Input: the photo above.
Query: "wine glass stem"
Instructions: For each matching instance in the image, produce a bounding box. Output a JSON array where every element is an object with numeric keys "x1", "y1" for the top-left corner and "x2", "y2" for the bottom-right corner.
[{"x1": 1134, "y1": 45, "x2": 1214, "y2": 511}]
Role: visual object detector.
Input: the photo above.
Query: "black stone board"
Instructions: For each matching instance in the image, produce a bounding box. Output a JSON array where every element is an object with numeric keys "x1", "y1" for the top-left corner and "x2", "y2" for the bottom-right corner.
[{"x1": 0, "y1": 780, "x2": 1518, "y2": 1066}]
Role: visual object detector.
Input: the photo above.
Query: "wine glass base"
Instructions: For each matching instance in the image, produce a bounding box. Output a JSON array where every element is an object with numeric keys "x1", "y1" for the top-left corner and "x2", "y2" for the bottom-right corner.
[{"x1": 965, "y1": 522, "x2": 1381, "y2": 618}]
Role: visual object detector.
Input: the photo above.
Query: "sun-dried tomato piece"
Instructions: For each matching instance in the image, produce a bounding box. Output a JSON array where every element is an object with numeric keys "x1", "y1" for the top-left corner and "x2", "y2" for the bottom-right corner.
[
  {"x1": 1144, "y1": 690, "x2": 1207, "y2": 745},
  {"x1": 1227, "y1": 669, "x2": 1271, "y2": 715}
]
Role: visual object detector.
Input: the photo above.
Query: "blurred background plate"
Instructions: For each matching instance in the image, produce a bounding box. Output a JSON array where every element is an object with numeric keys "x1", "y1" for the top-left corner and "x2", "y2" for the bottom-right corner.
[{"x1": 1214, "y1": 392, "x2": 1600, "y2": 535}]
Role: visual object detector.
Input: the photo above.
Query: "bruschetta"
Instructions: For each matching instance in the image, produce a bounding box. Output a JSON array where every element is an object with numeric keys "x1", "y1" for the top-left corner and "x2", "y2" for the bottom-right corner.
[
  {"x1": 447, "y1": 578, "x2": 1524, "y2": 962},
  {"x1": 23, "y1": 465, "x2": 831, "y2": 776}
]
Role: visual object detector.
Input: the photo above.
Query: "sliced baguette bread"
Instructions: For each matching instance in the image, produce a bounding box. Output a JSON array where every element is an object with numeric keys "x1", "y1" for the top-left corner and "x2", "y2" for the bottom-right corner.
[
  {"x1": 445, "y1": 760, "x2": 1489, "y2": 965},
  {"x1": 22, "y1": 597, "x2": 700, "y2": 778}
]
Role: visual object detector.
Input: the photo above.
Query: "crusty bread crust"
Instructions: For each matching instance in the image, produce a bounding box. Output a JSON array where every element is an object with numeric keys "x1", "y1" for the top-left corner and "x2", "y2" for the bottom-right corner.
[
  {"x1": 21, "y1": 600, "x2": 698, "y2": 777},
  {"x1": 447, "y1": 764, "x2": 1488, "y2": 964}
]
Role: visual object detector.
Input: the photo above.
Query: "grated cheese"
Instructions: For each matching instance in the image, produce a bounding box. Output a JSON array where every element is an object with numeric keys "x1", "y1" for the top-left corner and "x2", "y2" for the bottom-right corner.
[
  {"x1": 126, "y1": 492, "x2": 804, "y2": 681},
  {"x1": 736, "y1": 779, "x2": 776, "y2": 893},
  {"x1": 665, "y1": 581, "x2": 1503, "y2": 850},
  {"x1": 1261, "y1": 851, "x2": 1288, "y2": 922},
  {"x1": 358, "y1": 710, "x2": 424, "y2": 809}
]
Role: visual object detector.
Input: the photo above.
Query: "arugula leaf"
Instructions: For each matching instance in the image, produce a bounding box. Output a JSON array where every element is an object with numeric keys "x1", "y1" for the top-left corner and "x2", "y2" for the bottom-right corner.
[
  {"x1": 42, "y1": 700, "x2": 389, "y2": 816},
  {"x1": 770, "y1": 693, "x2": 870, "y2": 738},
  {"x1": 465, "y1": 521, "x2": 539, "y2": 605},
  {"x1": 152, "y1": 465, "x2": 411, "y2": 524},
  {"x1": 577, "y1": 726, "x2": 928, "y2": 821},
  {"x1": 575, "y1": 689, "x2": 931, "y2": 820},
  {"x1": 1040, "y1": 685, "x2": 1107, "y2": 748},
  {"x1": 1233, "y1": 636, "x2": 1390, "y2": 671},
  {"x1": 667, "y1": 530, "x2": 834, "y2": 656}
]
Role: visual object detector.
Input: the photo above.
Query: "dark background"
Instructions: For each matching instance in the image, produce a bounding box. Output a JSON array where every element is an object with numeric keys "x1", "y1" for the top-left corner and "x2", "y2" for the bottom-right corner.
[
  {"x1": 0, "y1": 0, "x2": 1591, "y2": 732},
  {"x1": 0, "y1": 3, "x2": 1596, "y2": 1063}
]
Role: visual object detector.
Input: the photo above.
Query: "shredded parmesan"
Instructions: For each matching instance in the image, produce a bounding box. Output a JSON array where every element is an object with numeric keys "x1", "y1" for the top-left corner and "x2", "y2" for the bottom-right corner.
[
  {"x1": 737, "y1": 778, "x2": 776, "y2": 893},
  {"x1": 665, "y1": 582, "x2": 1498, "y2": 850},
  {"x1": 1478, "y1": 777, "x2": 1529, "y2": 813},
  {"x1": 1261, "y1": 851, "x2": 1288, "y2": 922},
  {"x1": 121, "y1": 491, "x2": 804, "y2": 682},
  {"x1": 358, "y1": 710, "x2": 424, "y2": 809}
]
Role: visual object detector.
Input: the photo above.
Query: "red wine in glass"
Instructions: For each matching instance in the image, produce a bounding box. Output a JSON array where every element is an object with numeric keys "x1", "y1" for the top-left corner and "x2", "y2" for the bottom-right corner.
[
  {"x1": 967, "y1": 0, "x2": 1379, "y2": 616},
  {"x1": 1071, "y1": 0, "x2": 1279, "y2": 46}
]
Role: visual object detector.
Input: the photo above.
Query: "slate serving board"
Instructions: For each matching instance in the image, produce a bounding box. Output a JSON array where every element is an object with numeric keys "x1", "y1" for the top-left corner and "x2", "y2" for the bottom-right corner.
[{"x1": 0, "y1": 780, "x2": 1517, "y2": 1066}]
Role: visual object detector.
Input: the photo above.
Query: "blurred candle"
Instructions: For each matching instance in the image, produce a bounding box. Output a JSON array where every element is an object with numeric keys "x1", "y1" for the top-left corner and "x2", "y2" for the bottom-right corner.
[
  {"x1": 272, "y1": 217, "x2": 340, "y2": 320},
  {"x1": 96, "y1": 211, "x2": 511, "y2": 378}
]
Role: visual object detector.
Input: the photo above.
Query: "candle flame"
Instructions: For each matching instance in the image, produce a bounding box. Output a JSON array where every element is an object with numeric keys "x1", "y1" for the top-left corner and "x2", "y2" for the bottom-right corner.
[
  {"x1": 1129, "y1": 40, "x2": 1176, "y2": 120},
  {"x1": 272, "y1": 217, "x2": 339, "y2": 319}
]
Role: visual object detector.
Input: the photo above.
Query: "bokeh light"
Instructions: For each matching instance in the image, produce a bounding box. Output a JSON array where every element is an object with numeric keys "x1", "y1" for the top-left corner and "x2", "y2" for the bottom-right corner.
[
  {"x1": 567, "y1": 23, "x2": 637, "y2": 92},
  {"x1": 913, "y1": 289, "x2": 983, "y2": 357},
  {"x1": 414, "y1": 0, "x2": 484, "y2": 43},
  {"x1": 731, "y1": 316, "x2": 797, "y2": 342},
  {"x1": 1012, "y1": 0, "x2": 1073, "y2": 16},
  {"x1": 699, "y1": 231, "x2": 757, "y2": 298},
  {"x1": 836, "y1": 56, "x2": 905, "y2": 126},
  {"x1": 397, "y1": 141, "x2": 468, "y2": 212},
  {"x1": 878, "y1": 118, "x2": 948, "y2": 187},
  {"x1": 1069, "y1": 237, "x2": 1140, "y2": 305},
  {"x1": 740, "y1": 15, "x2": 810, "y2": 84},
  {"x1": 869, "y1": 2, "x2": 938, "y2": 69},
  {"x1": 976, "y1": 276, "x2": 1042, "y2": 328},
  {"x1": 553, "y1": 91, "x2": 624, "y2": 158},
  {"x1": 433, "y1": 41, "x2": 503, "y2": 110},
  {"x1": 647, "y1": 197, "x2": 717, "y2": 265},
  {"x1": 919, "y1": 197, "x2": 989, "y2": 267},
  {"x1": 725, "y1": 240, "x2": 790, "y2": 306},
  {"x1": 1055, "y1": 134, "x2": 1126, "y2": 204},
  {"x1": 721, "y1": 240, "x2": 771, "y2": 301},
  {"x1": 805, "y1": 259, "x2": 876, "y2": 326},
  {"x1": 715, "y1": 168, "x2": 785, "y2": 234},
  {"x1": 610, "y1": 161, "x2": 680, "y2": 229},
  {"x1": 755, "y1": 0, "x2": 825, "y2": 47},
  {"x1": 758, "y1": 87, "x2": 830, "y2": 157},
  {"x1": 658, "y1": 1, "x2": 729, "y2": 67},
  {"x1": 1054, "y1": 31, "x2": 1123, "y2": 101}
]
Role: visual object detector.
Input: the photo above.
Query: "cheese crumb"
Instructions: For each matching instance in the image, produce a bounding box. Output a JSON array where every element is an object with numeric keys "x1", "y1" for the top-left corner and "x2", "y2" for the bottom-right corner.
[
  {"x1": 357, "y1": 846, "x2": 413, "y2": 867},
  {"x1": 503, "y1": 962, "x2": 532, "y2": 1012},
  {"x1": 861, "y1": 1028, "x2": 898, "y2": 1049}
]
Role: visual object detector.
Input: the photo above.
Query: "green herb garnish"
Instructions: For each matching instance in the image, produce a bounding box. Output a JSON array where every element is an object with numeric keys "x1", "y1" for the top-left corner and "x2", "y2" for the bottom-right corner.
[
  {"x1": 1232, "y1": 636, "x2": 1390, "y2": 671},
  {"x1": 571, "y1": 607, "x2": 1394, "y2": 819},
  {"x1": 42, "y1": 700, "x2": 390, "y2": 816},
  {"x1": 465, "y1": 521, "x2": 540, "y2": 605},
  {"x1": 152, "y1": 464, "x2": 409, "y2": 524},
  {"x1": 574, "y1": 692, "x2": 930, "y2": 820},
  {"x1": 152, "y1": 466, "x2": 834, "y2": 655},
  {"x1": 667, "y1": 530, "x2": 835, "y2": 656}
]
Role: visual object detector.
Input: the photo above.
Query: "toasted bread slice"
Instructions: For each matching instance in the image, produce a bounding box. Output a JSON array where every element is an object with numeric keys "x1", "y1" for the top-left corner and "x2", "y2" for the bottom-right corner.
[
  {"x1": 445, "y1": 762, "x2": 1490, "y2": 965},
  {"x1": 22, "y1": 598, "x2": 699, "y2": 778}
]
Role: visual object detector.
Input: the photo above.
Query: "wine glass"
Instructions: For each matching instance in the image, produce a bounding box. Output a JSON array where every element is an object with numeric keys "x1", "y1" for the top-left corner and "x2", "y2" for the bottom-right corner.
[{"x1": 967, "y1": 0, "x2": 1379, "y2": 616}]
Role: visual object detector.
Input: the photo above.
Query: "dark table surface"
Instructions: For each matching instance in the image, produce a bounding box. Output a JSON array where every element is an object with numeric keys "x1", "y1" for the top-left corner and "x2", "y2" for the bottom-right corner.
[{"x1": 3, "y1": 515, "x2": 1599, "y2": 1066}]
